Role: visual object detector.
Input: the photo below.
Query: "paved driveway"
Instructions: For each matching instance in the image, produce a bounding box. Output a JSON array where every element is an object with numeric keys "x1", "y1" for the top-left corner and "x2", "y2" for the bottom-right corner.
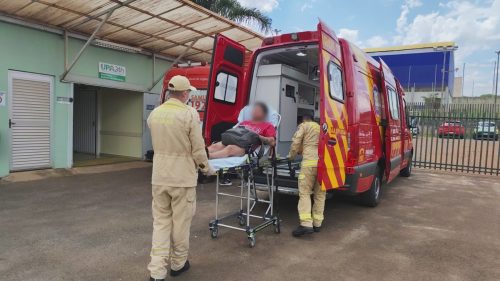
[{"x1": 1, "y1": 166, "x2": 499, "y2": 281}]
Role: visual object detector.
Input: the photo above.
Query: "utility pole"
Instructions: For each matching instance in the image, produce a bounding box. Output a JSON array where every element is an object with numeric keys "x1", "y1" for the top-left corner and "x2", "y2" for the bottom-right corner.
[
  {"x1": 472, "y1": 80, "x2": 475, "y2": 97},
  {"x1": 461, "y1": 62, "x2": 465, "y2": 97},
  {"x1": 495, "y1": 51, "x2": 500, "y2": 106}
]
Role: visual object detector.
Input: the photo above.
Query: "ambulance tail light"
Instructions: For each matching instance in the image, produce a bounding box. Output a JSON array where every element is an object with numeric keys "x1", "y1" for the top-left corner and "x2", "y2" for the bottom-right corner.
[{"x1": 346, "y1": 126, "x2": 358, "y2": 171}]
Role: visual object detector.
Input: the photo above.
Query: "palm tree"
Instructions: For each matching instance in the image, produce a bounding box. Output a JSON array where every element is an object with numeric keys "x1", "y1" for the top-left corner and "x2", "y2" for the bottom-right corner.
[{"x1": 192, "y1": 0, "x2": 272, "y2": 33}]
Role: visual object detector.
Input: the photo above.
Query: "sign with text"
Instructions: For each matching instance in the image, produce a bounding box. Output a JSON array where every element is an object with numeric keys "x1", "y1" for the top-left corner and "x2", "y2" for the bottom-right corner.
[
  {"x1": 0, "y1": 91, "x2": 6, "y2": 106},
  {"x1": 98, "y1": 62, "x2": 126, "y2": 82}
]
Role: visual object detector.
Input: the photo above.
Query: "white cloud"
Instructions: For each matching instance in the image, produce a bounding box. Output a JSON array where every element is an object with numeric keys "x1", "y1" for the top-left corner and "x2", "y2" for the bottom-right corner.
[
  {"x1": 395, "y1": 1, "x2": 500, "y2": 57},
  {"x1": 237, "y1": 0, "x2": 279, "y2": 13},
  {"x1": 366, "y1": 36, "x2": 389, "y2": 48},
  {"x1": 396, "y1": 0, "x2": 422, "y2": 33},
  {"x1": 393, "y1": 0, "x2": 500, "y2": 95},
  {"x1": 300, "y1": 0, "x2": 317, "y2": 12},
  {"x1": 338, "y1": 28, "x2": 362, "y2": 45}
]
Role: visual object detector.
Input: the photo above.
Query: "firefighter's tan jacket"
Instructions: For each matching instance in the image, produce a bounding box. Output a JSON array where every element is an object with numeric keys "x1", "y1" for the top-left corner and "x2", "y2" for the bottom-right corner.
[
  {"x1": 288, "y1": 121, "x2": 320, "y2": 168},
  {"x1": 147, "y1": 98, "x2": 209, "y2": 187}
]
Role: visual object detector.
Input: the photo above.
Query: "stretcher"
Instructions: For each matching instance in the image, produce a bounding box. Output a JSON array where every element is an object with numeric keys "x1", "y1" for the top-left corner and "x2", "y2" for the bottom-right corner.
[{"x1": 208, "y1": 106, "x2": 281, "y2": 247}]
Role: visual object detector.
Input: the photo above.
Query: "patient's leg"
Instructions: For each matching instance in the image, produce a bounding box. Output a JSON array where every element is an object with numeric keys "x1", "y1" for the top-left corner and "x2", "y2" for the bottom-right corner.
[
  {"x1": 207, "y1": 142, "x2": 225, "y2": 153},
  {"x1": 209, "y1": 145, "x2": 245, "y2": 159}
]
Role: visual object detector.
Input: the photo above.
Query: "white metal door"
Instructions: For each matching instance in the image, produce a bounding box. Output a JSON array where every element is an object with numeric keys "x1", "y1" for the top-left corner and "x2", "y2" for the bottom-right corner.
[
  {"x1": 9, "y1": 71, "x2": 53, "y2": 171},
  {"x1": 142, "y1": 92, "x2": 160, "y2": 158},
  {"x1": 279, "y1": 77, "x2": 298, "y2": 141},
  {"x1": 73, "y1": 88, "x2": 97, "y2": 154}
]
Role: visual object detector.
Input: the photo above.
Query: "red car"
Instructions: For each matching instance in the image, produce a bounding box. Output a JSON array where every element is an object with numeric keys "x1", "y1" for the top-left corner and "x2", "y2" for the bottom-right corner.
[{"x1": 438, "y1": 121, "x2": 465, "y2": 138}]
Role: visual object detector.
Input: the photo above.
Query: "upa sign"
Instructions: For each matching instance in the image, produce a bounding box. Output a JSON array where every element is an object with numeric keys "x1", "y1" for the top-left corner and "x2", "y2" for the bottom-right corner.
[{"x1": 99, "y1": 62, "x2": 126, "y2": 82}]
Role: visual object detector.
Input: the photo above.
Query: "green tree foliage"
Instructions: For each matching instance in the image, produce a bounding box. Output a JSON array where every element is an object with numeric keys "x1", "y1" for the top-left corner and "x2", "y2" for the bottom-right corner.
[{"x1": 192, "y1": 0, "x2": 272, "y2": 33}]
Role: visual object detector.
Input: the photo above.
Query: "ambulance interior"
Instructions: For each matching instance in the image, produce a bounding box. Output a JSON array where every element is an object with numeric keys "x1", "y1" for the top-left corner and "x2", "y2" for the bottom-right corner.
[{"x1": 249, "y1": 45, "x2": 320, "y2": 157}]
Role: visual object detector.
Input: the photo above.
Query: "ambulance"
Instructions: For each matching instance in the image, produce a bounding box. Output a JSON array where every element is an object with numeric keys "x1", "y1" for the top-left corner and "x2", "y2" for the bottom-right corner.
[
  {"x1": 161, "y1": 63, "x2": 210, "y2": 121},
  {"x1": 203, "y1": 21, "x2": 413, "y2": 206}
]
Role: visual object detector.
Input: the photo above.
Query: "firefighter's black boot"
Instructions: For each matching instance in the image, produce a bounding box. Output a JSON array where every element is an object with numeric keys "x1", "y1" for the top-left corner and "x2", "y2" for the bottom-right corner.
[
  {"x1": 292, "y1": 225, "x2": 314, "y2": 237},
  {"x1": 313, "y1": 226, "x2": 321, "y2": 233},
  {"x1": 170, "y1": 260, "x2": 190, "y2": 277}
]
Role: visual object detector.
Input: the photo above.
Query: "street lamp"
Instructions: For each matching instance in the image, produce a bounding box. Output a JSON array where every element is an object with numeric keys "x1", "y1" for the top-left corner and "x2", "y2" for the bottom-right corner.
[{"x1": 434, "y1": 45, "x2": 459, "y2": 105}]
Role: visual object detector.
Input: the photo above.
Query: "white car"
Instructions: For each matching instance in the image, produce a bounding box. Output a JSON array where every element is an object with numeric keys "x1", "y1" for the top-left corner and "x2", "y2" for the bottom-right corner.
[{"x1": 473, "y1": 121, "x2": 498, "y2": 140}]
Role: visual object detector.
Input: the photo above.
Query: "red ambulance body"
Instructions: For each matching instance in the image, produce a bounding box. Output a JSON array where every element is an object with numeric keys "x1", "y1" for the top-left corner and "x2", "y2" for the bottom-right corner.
[
  {"x1": 162, "y1": 63, "x2": 210, "y2": 121},
  {"x1": 204, "y1": 22, "x2": 413, "y2": 206}
]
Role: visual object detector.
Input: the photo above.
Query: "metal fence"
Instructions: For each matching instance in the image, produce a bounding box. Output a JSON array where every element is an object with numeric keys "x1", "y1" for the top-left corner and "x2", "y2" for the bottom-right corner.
[{"x1": 407, "y1": 103, "x2": 500, "y2": 175}]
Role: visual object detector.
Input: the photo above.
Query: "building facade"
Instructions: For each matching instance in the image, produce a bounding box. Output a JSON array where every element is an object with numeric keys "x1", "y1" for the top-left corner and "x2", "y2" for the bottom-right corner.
[
  {"x1": 366, "y1": 42, "x2": 458, "y2": 104},
  {"x1": 0, "y1": 20, "x2": 173, "y2": 177}
]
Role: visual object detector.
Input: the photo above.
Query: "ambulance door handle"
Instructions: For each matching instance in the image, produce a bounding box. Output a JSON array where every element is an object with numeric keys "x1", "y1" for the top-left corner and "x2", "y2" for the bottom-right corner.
[{"x1": 328, "y1": 138, "x2": 337, "y2": 146}]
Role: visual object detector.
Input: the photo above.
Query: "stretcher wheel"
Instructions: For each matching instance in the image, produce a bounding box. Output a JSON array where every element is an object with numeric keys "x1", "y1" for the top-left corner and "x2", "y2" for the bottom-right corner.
[
  {"x1": 238, "y1": 215, "x2": 246, "y2": 226},
  {"x1": 210, "y1": 227, "x2": 218, "y2": 239},
  {"x1": 248, "y1": 235, "x2": 256, "y2": 248},
  {"x1": 274, "y1": 219, "x2": 281, "y2": 234}
]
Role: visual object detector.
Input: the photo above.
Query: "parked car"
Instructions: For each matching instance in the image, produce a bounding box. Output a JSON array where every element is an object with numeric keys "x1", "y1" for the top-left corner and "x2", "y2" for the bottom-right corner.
[
  {"x1": 438, "y1": 121, "x2": 465, "y2": 138},
  {"x1": 473, "y1": 121, "x2": 499, "y2": 140},
  {"x1": 409, "y1": 117, "x2": 420, "y2": 136}
]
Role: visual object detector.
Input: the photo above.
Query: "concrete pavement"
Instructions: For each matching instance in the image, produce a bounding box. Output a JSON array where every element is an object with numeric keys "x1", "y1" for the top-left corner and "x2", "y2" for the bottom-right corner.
[{"x1": 1, "y1": 165, "x2": 499, "y2": 281}]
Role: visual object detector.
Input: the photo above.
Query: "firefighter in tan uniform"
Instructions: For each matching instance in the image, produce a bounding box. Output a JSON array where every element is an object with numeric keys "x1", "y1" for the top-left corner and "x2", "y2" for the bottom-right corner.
[
  {"x1": 287, "y1": 115, "x2": 326, "y2": 237},
  {"x1": 147, "y1": 75, "x2": 213, "y2": 281}
]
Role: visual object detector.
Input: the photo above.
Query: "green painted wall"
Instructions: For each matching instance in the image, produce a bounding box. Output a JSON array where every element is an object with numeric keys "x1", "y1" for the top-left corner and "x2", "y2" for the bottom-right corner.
[
  {"x1": 0, "y1": 21, "x2": 172, "y2": 177},
  {"x1": 99, "y1": 88, "x2": 143, "y2": 158}
]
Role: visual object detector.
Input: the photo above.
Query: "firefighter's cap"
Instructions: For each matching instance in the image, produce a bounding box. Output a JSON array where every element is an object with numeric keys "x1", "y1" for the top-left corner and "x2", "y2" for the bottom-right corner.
[{"x1": 168, "y1": 75, "x2": 197, "y2": 92}]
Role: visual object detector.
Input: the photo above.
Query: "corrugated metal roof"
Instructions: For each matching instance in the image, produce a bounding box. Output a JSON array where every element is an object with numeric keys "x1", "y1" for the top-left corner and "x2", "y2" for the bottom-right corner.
[
  {"x1": 365, "y1": 42, "x2": 456, "y2": 53},
  {"x1": 0, "y1": 0, "x2": 264, "y2": 62}
]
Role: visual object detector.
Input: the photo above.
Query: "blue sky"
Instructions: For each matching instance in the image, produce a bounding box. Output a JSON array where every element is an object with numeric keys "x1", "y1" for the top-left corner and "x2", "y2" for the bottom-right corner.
[{"x1": 237, "y1": 0, "x2": 500, "y2": 96}]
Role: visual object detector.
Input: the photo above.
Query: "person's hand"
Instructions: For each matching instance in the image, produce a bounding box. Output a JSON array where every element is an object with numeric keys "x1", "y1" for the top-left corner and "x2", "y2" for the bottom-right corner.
[{"x1": 205, "y1": 164, "x2": 217, "y2": 176}]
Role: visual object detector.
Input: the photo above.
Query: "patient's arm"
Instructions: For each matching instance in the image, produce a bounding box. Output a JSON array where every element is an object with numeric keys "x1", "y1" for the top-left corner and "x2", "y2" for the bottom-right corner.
[{"x1": 259, "y1": 135, "x2": 276, "y2": 147}]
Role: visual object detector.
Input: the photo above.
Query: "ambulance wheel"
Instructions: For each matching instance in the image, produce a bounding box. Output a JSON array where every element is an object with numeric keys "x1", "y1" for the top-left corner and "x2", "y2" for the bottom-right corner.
[
  {"x1": 360, "y1": 170, "x2": 382, "y2": 207},
  {"x1": 210, "y1": 227, "x2": 218, "y2": 239},
  {"x1": 400, "y1": 158, "x2": 412, "y2": 177},
  {"x1": 248, "y1": 235, "x2": 256, "y2": 248}
]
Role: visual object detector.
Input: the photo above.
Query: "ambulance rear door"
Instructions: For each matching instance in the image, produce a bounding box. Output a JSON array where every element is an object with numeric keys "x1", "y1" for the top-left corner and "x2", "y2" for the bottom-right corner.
[
  {"x1": 379, "y1": 59, "x2": 403, "y2": 182},
  {"x1": 204, "y1": 34, "x2": 248, "y2": 144},
  {"x1": 317, "y1": 21, "x2": 348, "y2": 190}
]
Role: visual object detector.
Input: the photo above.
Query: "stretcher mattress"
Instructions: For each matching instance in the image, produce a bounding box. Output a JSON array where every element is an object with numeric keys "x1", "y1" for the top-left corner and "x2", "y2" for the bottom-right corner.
[{"x1": 209, "y1": 155, "x2": 249, "y2": 170}]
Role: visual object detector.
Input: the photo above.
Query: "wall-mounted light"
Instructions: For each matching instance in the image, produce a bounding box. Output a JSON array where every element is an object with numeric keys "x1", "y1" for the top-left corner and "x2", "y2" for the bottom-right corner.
[{"x1": 296, "y1": 51, "x2": 307, "y2": 57}]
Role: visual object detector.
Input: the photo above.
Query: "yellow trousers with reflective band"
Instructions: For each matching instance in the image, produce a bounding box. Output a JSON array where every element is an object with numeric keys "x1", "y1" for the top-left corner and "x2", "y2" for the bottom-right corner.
[
  {"x1": 298, "y1": 164, "x2": 326, "y2": 228},
  {"x1": 148, "y1": 185, "x2": 196, "y2": 279}
]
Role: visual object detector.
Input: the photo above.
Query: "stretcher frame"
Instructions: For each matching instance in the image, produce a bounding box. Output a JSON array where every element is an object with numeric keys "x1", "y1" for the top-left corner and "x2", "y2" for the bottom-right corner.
[{"x1": 209, "y1": 152, "x2": 280, "y2": 248}]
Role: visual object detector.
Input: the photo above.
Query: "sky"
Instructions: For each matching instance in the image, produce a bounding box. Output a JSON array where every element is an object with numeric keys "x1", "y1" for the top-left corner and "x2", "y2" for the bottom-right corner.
[{"x1": 236, "y1": 0, "x2": 500, "y2": 97}]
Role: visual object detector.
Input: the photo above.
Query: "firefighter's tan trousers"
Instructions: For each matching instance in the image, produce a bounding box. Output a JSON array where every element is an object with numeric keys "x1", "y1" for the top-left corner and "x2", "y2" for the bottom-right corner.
[
  {"x1": 148, "y1": 185, "x2": 196, "y2": 279},
  {"x1": 298, "y1": 166, "x2": 326, "y2": 228}
]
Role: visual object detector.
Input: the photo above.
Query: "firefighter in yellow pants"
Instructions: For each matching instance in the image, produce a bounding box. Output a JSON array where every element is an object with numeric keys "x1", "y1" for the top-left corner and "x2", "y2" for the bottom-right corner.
[
  {"x1": 147, "y1": 76, "x2": 214, "y2": 281},
  {"x1": 287, "y1": 115, "x2": 325, "y2": 237}
]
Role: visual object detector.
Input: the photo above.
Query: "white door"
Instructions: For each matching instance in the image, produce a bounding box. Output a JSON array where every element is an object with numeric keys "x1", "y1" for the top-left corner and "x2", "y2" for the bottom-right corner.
[
  {"x1": 73, "y1": 88, "x2": 97, "y2": 154},
  {"x1": 142, "y1": 92, "x2": 160, "y2": 158},
  {"x1": 9, "y1": 71, "x2": 53, "y2": 171},
  {"x1": 279, "y1": 77, "x2": 298, "y2": 141}
]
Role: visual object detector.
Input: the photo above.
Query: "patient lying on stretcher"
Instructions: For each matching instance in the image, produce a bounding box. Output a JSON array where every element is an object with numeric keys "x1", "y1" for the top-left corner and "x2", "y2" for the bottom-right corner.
[{"x1": 207, "y1": 102, "x2": 276, "y2": 159}]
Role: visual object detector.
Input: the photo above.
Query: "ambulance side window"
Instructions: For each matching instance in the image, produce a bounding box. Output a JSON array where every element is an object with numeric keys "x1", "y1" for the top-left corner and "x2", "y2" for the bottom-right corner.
[
  {"x1": 387, "y1": 87, "x2": 399, "y2": 120},
  {"x1": 214, "y1": 72, "x2": 238, "y2": 104},
  {"x1": 327, "y1": 62, "x2": 344, "y2": 101}
]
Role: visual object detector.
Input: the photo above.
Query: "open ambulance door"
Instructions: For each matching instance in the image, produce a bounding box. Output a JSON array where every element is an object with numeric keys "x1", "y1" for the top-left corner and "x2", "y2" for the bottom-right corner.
[
  {"x1": 379, "y1": 59, "x2": 403, "y2": 182},
  {"x1": 204, "y1": 34, "x2": 248, "y2": 144},
  {"x1": 317, "y1": 21, "x2": 348, "y2": 190}
]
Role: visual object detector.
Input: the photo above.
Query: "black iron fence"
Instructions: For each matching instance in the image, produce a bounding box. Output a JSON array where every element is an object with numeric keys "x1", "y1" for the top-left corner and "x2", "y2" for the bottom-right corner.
[{"x1": 407, "y1": 103, "x2": 500, "y2": 175}]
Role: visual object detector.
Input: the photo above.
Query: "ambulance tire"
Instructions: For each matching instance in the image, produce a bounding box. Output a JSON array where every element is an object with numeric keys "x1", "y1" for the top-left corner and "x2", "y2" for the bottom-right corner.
[
  {"x1": 400, "y1": 157, "x2": 412, "y2": 177},
  {"x1": 360, "y1": 168, "x2": 382, "y2": 207}
]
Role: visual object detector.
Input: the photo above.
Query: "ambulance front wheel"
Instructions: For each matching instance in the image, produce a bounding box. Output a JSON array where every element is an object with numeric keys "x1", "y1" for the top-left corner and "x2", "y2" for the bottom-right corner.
[{"x1": 360, "y1": 169, "x2": 382, "y2": 207}]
